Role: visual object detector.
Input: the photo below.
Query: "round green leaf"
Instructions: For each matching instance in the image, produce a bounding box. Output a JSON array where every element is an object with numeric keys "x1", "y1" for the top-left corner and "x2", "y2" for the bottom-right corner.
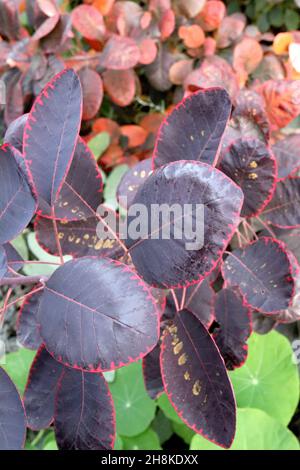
[
  {"x1": 2, "y1": 348, "x2": 35, "y2": 395},
  {"x1": 229, "y1": 331, "x2": 299, "y2": 425},
  {"x1": 88, "y1": 132, "x2": 110, "y2": 159},
  {"x1": 122, "y1": 428, "x2": 161, "y2": 450},
  {"x1": 157, "y1": 393, "x2": 182, "y2": 425},
  {"x1": 190, "y1": 408, "x2": 300, "y2": 450},
  {"x1": 109, "y1": 362, "x2": 156, "y2": 437},
  {"x1": 104, "y1": 164, "x2": 129, "y2": 210}
]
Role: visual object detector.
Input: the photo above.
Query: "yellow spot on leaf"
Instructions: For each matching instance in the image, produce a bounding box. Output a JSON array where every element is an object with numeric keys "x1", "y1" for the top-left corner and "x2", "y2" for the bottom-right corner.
[
  {"x1": 249, "y1": 161, "x2": 258, "y2": 169},
  {"x1": 178, "y1": 353, "x2": 187, "y2": 366},
  {"x1": 248, "y1": 172, "x2": 258, "y2": 180},
  {"x1": 192, "y1": 380, "x2": 201, "y2": 396},
  {"x1": 173, "y1": 341, "x2": 183, "y2": 355},
  {"x1": 184, "y1": 371, "x2": 190, "y2": 381}
]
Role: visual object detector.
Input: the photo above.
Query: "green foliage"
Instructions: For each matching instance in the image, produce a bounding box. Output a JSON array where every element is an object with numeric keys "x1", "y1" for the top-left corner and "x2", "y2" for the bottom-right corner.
[
  {"x1": 88, "y1": 132, "x2": 110, "y2": 159},
  {"x1": 190, "y1": 408, "x2": 300, "y2": 450},
  {"x1": 2, "y1": 348, "x2": 35, "y2": 395},
  {"x1": 109, "y1": 362, "x2": 157, "y2": 437},
  {"x1": 229, "y1": 331, "x2": 300, "y2": 425}
]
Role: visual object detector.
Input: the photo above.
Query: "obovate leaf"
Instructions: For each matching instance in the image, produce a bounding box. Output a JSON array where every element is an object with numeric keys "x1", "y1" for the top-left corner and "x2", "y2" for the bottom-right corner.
[
  {"x1": 24, "y1": 345, "x2": 64, "y2": 430},
  {"x1": 160, "y1": 309, "x2": 236, "y2": 449},
  {"x1": 39, "y1": 257, "x2": 160, "y2": 371},
  {"x1": 153, "y1": 88, "x2": 231, "y2": 168},
  {"x1": 222, "y1": 237, "x2": 295, "y2": 313},
  {"x1": 109, "y1": 362, "x2": 157, "y2": 437},
  {"x1": 0, "y1": 144, "x2": 36, "y2": 244},
  {"x1": 229, "y1": 331, "x2": 299, "y2": 425},
  {"x1": 190, "y1": 408, "x2": 300, "y2": 450},
  {"x1": 17, "y1": 288, "x2": 43, "y2": 350},
  {"x1": 54, "y1": 368, "x2": 115, "y2": 450},
  {"x1": 261, "y1": 178, "x2": 300, "y2": 228},
  {"x1": 0, "y1": 368, "x2": 26, "y2": 450},
  {"x1": 23, "y1": 69, "x2": 82, "y2": 211},
  {"x1": 126, "y1": 161, "x2": 243, "y2": 288}
]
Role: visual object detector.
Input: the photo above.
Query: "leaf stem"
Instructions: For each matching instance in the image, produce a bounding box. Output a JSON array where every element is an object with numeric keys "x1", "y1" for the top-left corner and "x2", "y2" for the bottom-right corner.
[{"x1": 170, "y1": 289, "x2": 180, "y2": 312}]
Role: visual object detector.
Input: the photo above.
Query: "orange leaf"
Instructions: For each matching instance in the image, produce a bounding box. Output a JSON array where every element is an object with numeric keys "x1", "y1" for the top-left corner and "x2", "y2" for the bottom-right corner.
[
  {"x1": 169, "y1": 59, "x2": 194, "y2": 85},
  {"x1": 160, "y1": 9, "x2": 176, "y2": 40},
  {"x1": 120, "y1": 125, "x2": 148, "y2": 148},
  {"x1": 233, "y1": 38, "x2": 263, "y2": 85},
  {"x1": 178, "y1": 24, "x2": 205, "y2": 49},
  {"x1": 197, "y1": 1, "x2": 226, "y2": 32},
  {"x1": 139, "y1": 38, "x2": 157, "y2": 65},
  {"x1": 92, "y1": 0, "x2": 115, "y2": 16},
  {"x1": 140, "y1": 113, "x2": 164, "y2": 136},
  {"x1": 273, "y1": 32, "x2": 293, "y2": 55},
  {"x1": 92, "y1": 118, "x2": 120, "y2": 144},
  {"x1": 71, "y1": 5, "x2": 106, "y2": 40},
  {"x1": 103, "y1": 69, "x2": 136, "y2": 107}
]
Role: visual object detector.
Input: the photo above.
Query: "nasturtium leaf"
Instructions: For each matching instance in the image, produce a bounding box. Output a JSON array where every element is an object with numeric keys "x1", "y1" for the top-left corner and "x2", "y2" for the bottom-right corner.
[
  {"x1": 126, "y1": 161, "x2": 243, "y2": 289},
  {"x1": 4, "y1": 113, "x2": 28, "y2": 152},
  {"x1": 2, "y1": 348, "x2": 35, "y2": 395},
  {"x1": 88, "y1": 132, "x2": 110, "y2": 159},
  {"x1": 104, "y1": 164, "x2": 129, "y2": 210},
  {"x1": 152, "y1": 409, "x2": 173, "y2": 445},
  {"x1": 0, "y1": 368, "x2": 26, "y2": 450},
  {"x1": 261, "y1": 178, "x2": 300, "y2": 228},
  {"x1": 17, "y1": 288, "x2": 43, "y2": 350},
  {"x1": 0, "y1": 144, "x2": 36, "y2": 244},
  {"x1": 54, "y1": 368, "x2": 115, "y2": 450},
  {"x1": 229, "y1": 331, "x2": 300, "y2": 425},
  {"x1": 190, "y1": 408, "x2": 300, "y2": 450},
  {"x1": 272, "y1": 134, "x2": 300, "y2": 180},
  {"x1": 172, "y1": 422, "x2": 194, "y2": 445},
  {"x1": 122, "y1": 428, "x2": 161, "y2": 451},
  {"x1": 24, "y1": 346, "x2": 64, "y2": 430},
  {"x1": 213, "y1": 288, "x2": 252, "y2": 370},
  {"x1": 142, "y1": 342, "x2": 163, "y2": 400},
  {"x1": 117, "y1": 159, "x2": 153, "y2": 209},
  {"x1": 220, "y1": 138, "x2": 277, "y2": 218},
  {"x1": 222, "y1": 237, "x2": 294, "y2": 313},
  {"x1": 109, "y1": 362, "x2": 157, "y2": 437},
  {"x1": 160, "y1": 310, "x2": 236, "y2": 449},
  {"x1": 35, "y1": 214, "x2": 123, "y2": 259},
  {"x1": 157, "y1": 393, "x2": 183, "y2": 425},
  {"x1": 153, "y1": 88, "x2": 231, "y2": 168},
  {"x1": 23, "y1": 69, "x2": 82, "y2": 211},
  {"x1": 24, "y1": 232, "x2": 71, "y2": 277},
  {"x1": 53, "y1": 137, "x2": 103, "y2": 221},
  {"x1": 39, "y1": 257, "x2": 160, "y2": 371},
  {"x1": 0, "y1": 246, "x2": 7, "y2": 280},
  {"x1": 175, "y1": 278, "x2": 215, "y2": 329}
]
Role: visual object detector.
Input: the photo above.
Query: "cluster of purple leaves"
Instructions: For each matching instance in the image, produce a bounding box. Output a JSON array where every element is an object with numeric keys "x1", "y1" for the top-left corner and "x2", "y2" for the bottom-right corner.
[{"x1": 0, "y1": 67, "x2": 300, "y2": 451}]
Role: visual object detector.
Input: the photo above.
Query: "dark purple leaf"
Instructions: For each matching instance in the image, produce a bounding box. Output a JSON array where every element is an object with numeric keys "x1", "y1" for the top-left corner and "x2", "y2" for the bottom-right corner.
[
  {"x1": 0, "y1": 144, "x2": 36, "y2": 244},
  {"x1": 0, "y1": 246, "x2": 7, "y2": 280},
  {"x1": 0, "y1": 0, "x2": 20, "y2": 40},
  {"x1": 175, "y1": 279, "x2": 215, "y2": 329},
  {"x1": 24, "y1": 345, "x2": 64, "y2": 430},
  {"x1": 142, "y1": 341, "x2": 164, "y2": 400},
  {"x1": 23, "y1": 69, "x2": 82, "y2": 212},
  {"x1": 160, "y1": 309, "x2": 236, "y2": 449},
  {"x1": 220, "y1": 138, "x2": 277, "y2": 218},
  {"x1": 41, "y1": 14, "x2": 73, "y2": 54},
  {"x1": 35, "y1": 214, "x2": 123, "y2": 259},
  {"x1": 0, "y1": 367, "x2": 26, "y2": 450},
  {"x1": 39, "y1": 257, "x2": 160, "y2": 371},
  {"x1": 213, "y1": 288, "x2": 251, "y2": 370},
  {"x1": 222, "y1": 237, "x2": 295, "y2": 313},
  {"x1": 126, "y1": 161, "x2": 243, "y2": 288},
  {"x1": 261, "y1": 178, "x2": 300, "y2": 228},
  {"x1": 54, "y1": 368, "x2": 115, "y2": 450},
  {"x1": 264, "y1": 227, "x2": 300, "y2": 265},
  {"x1": 4, "y1": 113, "x2": 28, "y2": 153},
  {"x1": 2, "y1": 242, "x2": 22, "y2": 278},
  {"x1": 17, "y1": 288, "x2": 43, "y2": 350},
  {"x1": 117, "y1": 158, "x2": 153, "y2": 209},
  {"x1": 233, "y1": 90, "x2": 270, "y2": 141},
  {"x1": 53, "y1": 137, "x2": 103, "y2": 221},
  {"x1": 272, "y1": 135, "x2": 300, "y2": 181},
  {"x1": 153, "y1": 88, "x2": 232, "y2": 168},
  {"x1": 252, "y1": 311, "x2": 276, "y2": 335},
  {"x1": 3, "y1": 68, "x2": 24, "y2": 126}
]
